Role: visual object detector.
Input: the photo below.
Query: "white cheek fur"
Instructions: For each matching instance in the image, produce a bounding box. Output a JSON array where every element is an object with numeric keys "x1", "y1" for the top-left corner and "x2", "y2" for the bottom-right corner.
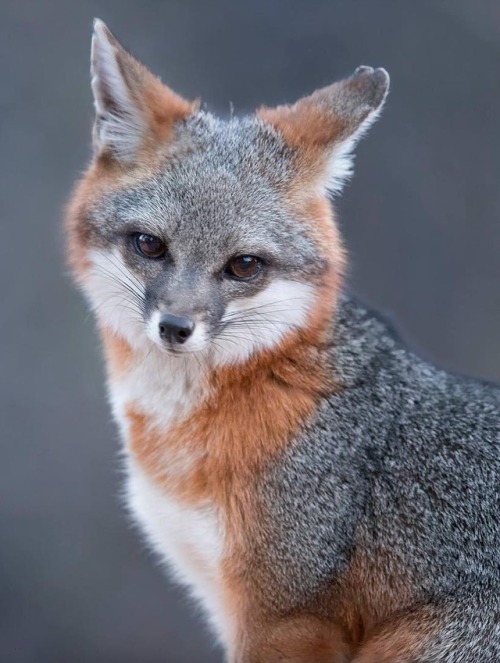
[
  {"x1": 83, "y1": 248, "x2": 147, "y2": 348},
  {"x1": 212, "y1": 278, "x2": 315, "y2": 365}
]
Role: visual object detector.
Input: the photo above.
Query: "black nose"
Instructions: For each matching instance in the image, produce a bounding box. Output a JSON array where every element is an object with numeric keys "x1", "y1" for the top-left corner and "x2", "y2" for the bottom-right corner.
[{"x1": 158, "y1": 314, "x2": 195, "y2": 345}]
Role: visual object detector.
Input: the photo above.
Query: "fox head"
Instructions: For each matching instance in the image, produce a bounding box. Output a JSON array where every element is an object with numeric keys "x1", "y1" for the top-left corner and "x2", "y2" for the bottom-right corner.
[{"x1": 67, "y1": 19, "x2": 389, "y2": 365}]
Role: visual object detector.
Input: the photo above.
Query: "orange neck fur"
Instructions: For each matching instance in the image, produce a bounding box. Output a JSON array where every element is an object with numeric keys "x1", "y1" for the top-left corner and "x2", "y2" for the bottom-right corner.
[{"x1": 103, "y1": 271, "x2": 339, "y2": 508}]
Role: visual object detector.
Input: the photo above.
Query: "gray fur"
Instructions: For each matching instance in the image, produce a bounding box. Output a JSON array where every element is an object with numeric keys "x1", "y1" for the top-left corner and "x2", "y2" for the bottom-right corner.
[
  {"x1": 250, "y1": 295, "x2": 500, "y2": 661},
  {"x1": 83, "y1": 113, "x2": 330, "y2": 332},
  {"x1": 77, "y1": 23, "x2": 499, "y2": 661}
]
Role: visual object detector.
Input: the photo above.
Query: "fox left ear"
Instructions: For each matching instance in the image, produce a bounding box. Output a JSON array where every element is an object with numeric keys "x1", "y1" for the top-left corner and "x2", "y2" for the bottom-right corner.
[
  {"x1": 90, "y1": 19, "x2": 196, "y2": 163},
  {"x1": 258, "y1": 66, "x2": 389, "y2": 196}
]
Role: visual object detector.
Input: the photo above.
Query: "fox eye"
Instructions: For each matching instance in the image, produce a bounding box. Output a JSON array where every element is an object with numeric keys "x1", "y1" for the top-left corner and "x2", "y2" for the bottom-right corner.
[
  {"x1": 133, "y1": 233, "x2": 166, "y2": 259},
  {"x1": 225, "y1": 255, "x2": 263, "y2": 281}
]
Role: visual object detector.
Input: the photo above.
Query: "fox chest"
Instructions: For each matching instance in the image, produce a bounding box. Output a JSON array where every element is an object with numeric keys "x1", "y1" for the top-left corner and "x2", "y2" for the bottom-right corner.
[
  {"x1": 126, "y1": 461, "x2": 227, "y2": 631},
  {"x1": 108, "y1": 356, "x2": 229, "y2": 635}
]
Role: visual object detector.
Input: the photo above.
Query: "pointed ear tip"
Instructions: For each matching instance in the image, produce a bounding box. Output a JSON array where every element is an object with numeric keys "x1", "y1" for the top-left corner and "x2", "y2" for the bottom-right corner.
[
  {"x1": 376, "y1": 67, "x2": 390, "y2": 90},
  {"x1": 353, "y1": 65, "x2": 390, "y2": 91},
  {"x1": 91, "y1": 20, "x2": 104, "y2": 59},
  {"x1": 92, "y1": 18, "x2": 113, "y2": 42},
  {"x1": 90, "y1": 19, "x2": 117, "y2": 74}
]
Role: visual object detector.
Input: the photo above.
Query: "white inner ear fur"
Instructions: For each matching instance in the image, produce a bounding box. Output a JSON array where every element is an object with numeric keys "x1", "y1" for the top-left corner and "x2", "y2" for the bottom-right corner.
[
  {"x1": 91, "y1": 19, "x2": 146, "y2": 161},
  {"x1": 213, "y1": 278, "x2": 315, "y2": 365},
  {"x1": 325, "y1": 103, "x2": 386, "y2": 197}
]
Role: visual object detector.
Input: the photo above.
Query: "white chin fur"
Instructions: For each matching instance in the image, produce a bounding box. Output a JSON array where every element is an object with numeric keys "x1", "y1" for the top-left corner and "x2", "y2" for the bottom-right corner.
[{"x1": 211, "y1": 278, "x2": 315, "y2": 365}]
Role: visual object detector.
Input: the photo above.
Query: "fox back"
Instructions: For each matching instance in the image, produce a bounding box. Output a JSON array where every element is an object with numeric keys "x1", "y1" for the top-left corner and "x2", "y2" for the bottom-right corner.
[{"x1": 66, "y1": 20, "x2": 500, "y2": 663}]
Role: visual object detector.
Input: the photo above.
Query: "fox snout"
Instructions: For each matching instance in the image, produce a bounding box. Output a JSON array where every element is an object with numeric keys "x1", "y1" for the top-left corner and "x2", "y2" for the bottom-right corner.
[
  {"x1": 158, "y1": 314, "x2": 195, "y2": 345},
  {"x1": 146, "y1": 305, "x2": 210, "y2": 355}
]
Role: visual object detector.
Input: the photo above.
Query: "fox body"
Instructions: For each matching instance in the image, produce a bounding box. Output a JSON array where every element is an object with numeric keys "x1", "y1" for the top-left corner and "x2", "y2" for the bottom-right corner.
[{"x1": 67, "y1": 20, "x2": 500, "y2": 663}]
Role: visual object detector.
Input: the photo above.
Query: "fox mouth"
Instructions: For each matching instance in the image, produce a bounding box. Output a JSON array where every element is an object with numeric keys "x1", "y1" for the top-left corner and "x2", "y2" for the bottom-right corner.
[
  {"x1": 160, "y1": 345, "x2": 199, "y2": 357},
  {"x1": 152, "y1": 338, "x2": 205, "y2": 356}
]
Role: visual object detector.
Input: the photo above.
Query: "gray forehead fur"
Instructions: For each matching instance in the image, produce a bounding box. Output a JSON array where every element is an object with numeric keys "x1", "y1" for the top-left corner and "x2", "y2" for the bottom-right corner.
[{"x1": 92, "y1": 112, "x2": 327, "y2": 281}]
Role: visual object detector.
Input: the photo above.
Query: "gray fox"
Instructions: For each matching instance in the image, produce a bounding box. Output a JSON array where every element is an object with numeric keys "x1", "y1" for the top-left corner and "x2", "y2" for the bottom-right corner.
[{"x1": 66, "y1": 19, "x2": 500, "y2": 663}]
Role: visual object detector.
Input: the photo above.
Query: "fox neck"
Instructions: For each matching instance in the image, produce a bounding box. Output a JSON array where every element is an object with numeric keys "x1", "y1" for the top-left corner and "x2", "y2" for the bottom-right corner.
[{"x1": 101, "y1": 280, "x2": 336, "y2": 504}]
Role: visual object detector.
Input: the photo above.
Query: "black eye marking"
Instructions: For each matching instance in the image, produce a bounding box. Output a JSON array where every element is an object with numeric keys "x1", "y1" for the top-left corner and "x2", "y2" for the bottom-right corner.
[
  {"x1": 132, "y1": 233, "x2": 166, "y2": 259},
  {"x1": 225, "y1": 255, "x2": 263, "y2": 281}
]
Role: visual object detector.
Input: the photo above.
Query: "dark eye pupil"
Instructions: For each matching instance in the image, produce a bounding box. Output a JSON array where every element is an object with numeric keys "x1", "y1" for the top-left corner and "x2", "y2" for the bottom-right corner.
[
  {"x1": 135, "y1": 233, "x2": 165, "y2": 258},
  {"x1": 227, "y1": 255, "x2": 262, "y2": 280},
  {"x1": 237, "y1": 256, "x2": 254, "y2": 269}
]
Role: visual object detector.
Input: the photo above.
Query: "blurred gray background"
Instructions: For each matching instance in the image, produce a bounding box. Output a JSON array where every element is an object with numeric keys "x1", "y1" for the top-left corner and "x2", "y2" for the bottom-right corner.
[{"x1": 1, "y1": 1, "x2": 499, "y2": 662}]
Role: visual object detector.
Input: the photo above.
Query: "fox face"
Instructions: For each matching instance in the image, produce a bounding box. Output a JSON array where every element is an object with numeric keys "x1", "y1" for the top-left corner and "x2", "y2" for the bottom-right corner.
[
  {"x1": 68, "y1": 20, "x2": 389, "y2": 365},
  {"x1": 77, "y1": 116, "x2": 329, "y2": 361}
]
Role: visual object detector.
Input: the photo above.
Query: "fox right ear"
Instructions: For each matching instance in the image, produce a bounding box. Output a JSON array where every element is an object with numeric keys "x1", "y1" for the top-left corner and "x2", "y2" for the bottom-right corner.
[
  {"x1": 90, "y1": 19, "x2": 196, "y2": 163},
  {"x1": 258, "y1": 66, "x2": 389, "y2": 196}
]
